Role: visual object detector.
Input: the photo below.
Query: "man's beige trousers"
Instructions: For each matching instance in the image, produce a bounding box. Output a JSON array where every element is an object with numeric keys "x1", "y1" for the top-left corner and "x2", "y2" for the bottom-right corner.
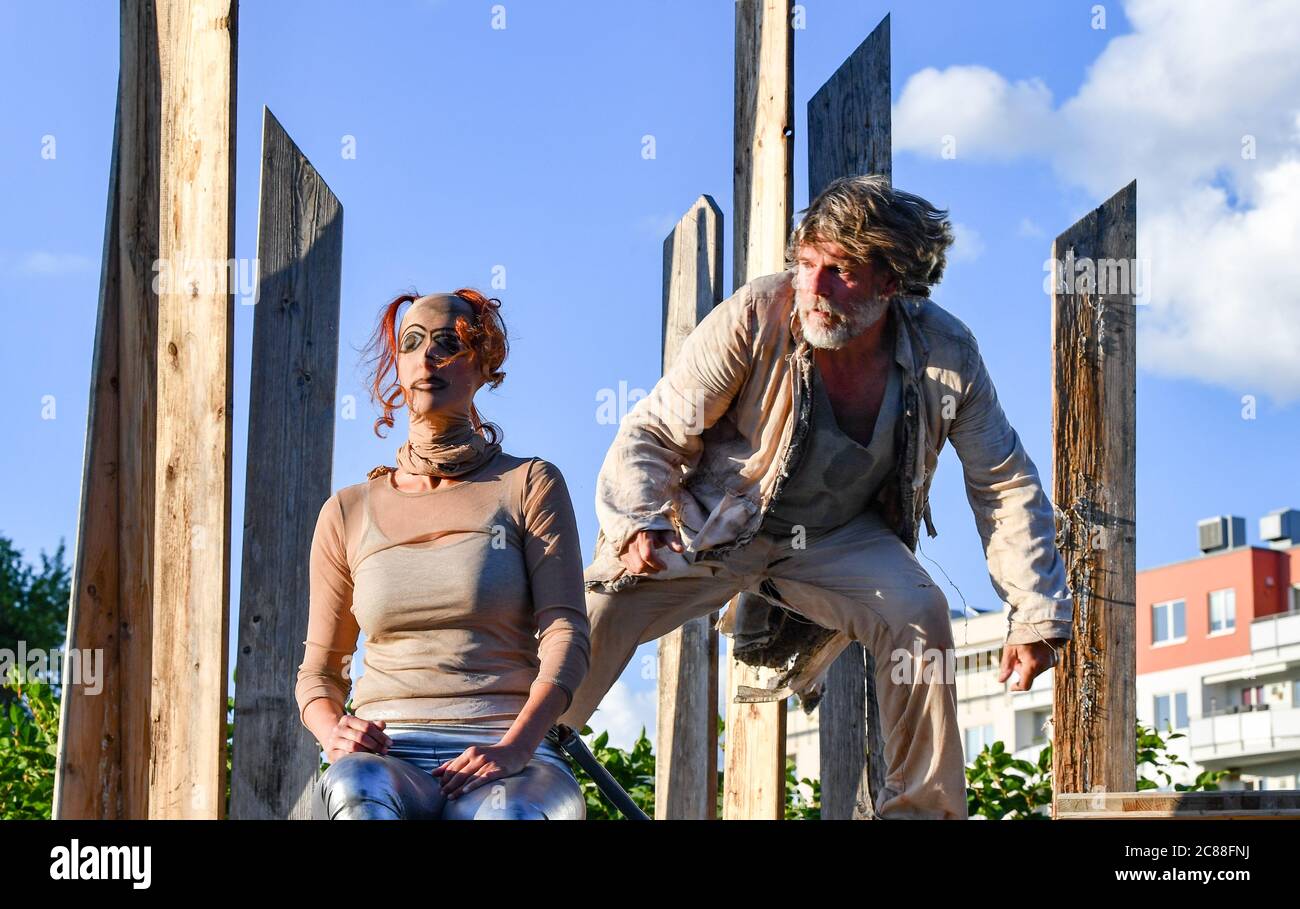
[{"x1": 558, "y1": 506, "x2": 970, "y2": 819}]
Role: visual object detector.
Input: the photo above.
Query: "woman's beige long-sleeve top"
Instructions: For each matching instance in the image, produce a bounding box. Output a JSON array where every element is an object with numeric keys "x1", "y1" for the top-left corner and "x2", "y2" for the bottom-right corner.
[{"x1": 294, "y1": 452, "x2": 591, "y2": 727}]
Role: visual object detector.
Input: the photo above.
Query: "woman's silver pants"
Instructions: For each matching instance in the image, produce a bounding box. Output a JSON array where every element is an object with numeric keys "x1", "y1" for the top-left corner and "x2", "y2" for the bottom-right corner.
[{"x1": 315, "y1": 722, "x2": 586, "y2": 820}]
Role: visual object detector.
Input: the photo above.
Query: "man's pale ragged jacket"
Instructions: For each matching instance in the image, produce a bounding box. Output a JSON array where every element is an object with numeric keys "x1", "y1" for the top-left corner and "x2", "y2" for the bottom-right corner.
[{"x1": 586, "y1": 269, "x2": 1074, "y2": 649}]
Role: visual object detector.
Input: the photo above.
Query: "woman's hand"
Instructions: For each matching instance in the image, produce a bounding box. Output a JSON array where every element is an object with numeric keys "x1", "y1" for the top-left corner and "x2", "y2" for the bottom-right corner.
[
  {"x1": 431, "y1": 740, "x2": 533, "y2": 800},
  {"x1": 324, "y1": 714, "x2": 392, "y2": 765}
]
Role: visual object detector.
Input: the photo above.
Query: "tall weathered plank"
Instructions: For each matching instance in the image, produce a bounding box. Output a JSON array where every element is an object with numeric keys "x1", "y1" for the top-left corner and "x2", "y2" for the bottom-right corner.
[
  {"x1": 231, "y1": 108, "x2": 343, "y2": 820},
  {"x1": 1050, "y1": 181, "x2": 1138, "y2": 814},
  {"x1": 725, "y1": 0, "x2": 793, "y2": 820},
  {"x1": 655, "y1": 195, "x2": 724, "y2": 820},
  {"x1": 805, "y1": 14, "x2": 890, "y2": 821},
  {"x1": 148, "y1": 0, "x2": 238, "y2": 819},
  {"x1": 54, "y1": 0, "x2": 160, "y2": 820}
]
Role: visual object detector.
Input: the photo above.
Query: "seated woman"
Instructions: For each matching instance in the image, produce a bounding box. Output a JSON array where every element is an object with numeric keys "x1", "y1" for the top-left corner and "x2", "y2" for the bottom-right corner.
[{"x1": 295, "y1": 289, "x2": 590, "y2": 820}]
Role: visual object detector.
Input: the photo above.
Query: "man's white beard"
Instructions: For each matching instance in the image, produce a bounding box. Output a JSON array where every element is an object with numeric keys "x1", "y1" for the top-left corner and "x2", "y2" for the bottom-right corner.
[{"x1": 799, "y1": 292, "x2": 890, "y2": 349}]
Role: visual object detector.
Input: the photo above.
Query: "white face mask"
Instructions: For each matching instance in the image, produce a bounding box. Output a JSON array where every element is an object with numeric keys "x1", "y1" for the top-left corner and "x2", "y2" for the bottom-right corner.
[{"x1": 799, "y1": 291, "x2": 890, "y2": 349}]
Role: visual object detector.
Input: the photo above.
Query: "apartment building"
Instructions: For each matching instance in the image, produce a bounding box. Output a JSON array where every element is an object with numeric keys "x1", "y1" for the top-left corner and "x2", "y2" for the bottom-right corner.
[{"x1": 785, "y1": 508, "x2": 1300, "y2": 793}]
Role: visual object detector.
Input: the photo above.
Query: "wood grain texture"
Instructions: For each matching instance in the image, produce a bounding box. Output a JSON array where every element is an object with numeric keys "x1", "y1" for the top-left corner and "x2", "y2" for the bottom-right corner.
[
  {"x1": 726, "y1": 0, "x2": 792, "y2": 820},
  {"x1": 807, "y1": 14, "x2": 890, "y2": 197},
  {"x1": 54, "y1": 0, "x2": 160, "y2": 820},
  {"x1": 1050, "y1": 181, "x2": 1138, "y2": 815},
  {"x1": 806, "y1": 14, "x2": 890, "y2": 821},
  {"x1": 655, "y1": 195, "x2": 723, "y2": 820},
  {"x1": 230, "y1": 108, "x2": 343, "y2": 820},
  {"x1": 148, "y1": 0, "x2": 237, "y2": 819},
  {"x1": 1057, "y1": 790, "x2": 1300, "y2": 819}
]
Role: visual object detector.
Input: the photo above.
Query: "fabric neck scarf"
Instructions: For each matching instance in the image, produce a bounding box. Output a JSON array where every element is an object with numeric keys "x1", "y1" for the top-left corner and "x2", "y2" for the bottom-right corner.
[{"x1": 393, "y1": 412, "x2": 500, "y2": 478}]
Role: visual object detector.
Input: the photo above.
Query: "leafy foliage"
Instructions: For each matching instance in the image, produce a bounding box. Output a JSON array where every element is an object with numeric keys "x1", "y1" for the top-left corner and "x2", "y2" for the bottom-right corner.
[
  {"x1": 0, "y1": 536, "x2": 71, "y2": 711},
  {"x1": 965, "y1": 722, "x2": 1233, "y2": 819},
  {"x1": 966, "y1": 738, "x2": 1054, "y2": 819},
  {"x1": 0, "y1": 668, "x2": 59, "y2": 819},
  {"x1": 571, "y1": 725, "x2": 656, "y2": 820},
  {"x1": 784, "y1": 757, "x2": 821, "y2": 820}
]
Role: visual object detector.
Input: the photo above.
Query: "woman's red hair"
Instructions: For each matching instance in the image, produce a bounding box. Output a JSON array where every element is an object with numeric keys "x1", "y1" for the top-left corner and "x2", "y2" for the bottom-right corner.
[{"x1": 360, "y1": 288, "x2": 508, "y2": 441}]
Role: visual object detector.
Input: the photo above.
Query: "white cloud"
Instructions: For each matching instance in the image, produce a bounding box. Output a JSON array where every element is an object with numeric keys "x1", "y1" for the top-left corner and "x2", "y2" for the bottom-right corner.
[
  {"x1": 585, "y1": 673, "x2": 657, "y2": 753},
  {"x1": 894, "y1": 65, "x2": 1055, "y2": 161},
  {"x1": 894, "y1": 0, "x2": 1300, "y2": 402},
  {"x1": 948, "y1": 221, "x2": 985, "y2": 263},
  {"x1": 1140, "y1": 159, "x2": 1300, "y2": 396}
]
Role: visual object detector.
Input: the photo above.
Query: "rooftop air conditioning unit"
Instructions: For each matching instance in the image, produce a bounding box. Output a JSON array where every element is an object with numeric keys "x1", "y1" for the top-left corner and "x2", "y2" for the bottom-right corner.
[
  {"x1": 1198, "y1": 515, "x2": 1247, "y2": 554},
  {"x1": 1259, "y1": 508, "x2": 1300, "y2": 550}
]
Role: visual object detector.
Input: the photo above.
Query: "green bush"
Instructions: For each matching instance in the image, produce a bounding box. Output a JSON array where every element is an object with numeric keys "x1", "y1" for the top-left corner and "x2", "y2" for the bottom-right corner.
[
  {"x1": 571, "y1": 725, "x2": 657, "y2": 819},
  {"x1": 964, "y1": 722, "x2": 1233, "y2": 820},
  {"x1": 569, "y1": 716, "x2": 822, "y2": 819},
  {"x1": 0, "y1": 668, "x2": 59, "y2": 819}
]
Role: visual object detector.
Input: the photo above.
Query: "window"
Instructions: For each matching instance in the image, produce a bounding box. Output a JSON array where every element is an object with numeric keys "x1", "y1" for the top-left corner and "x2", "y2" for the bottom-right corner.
[
  {"x1": 1241, "y1": 685, "x2": 1264, "y2": 707},
  {"x1": 1152, "y1": 599, "x2": 1186, "y2": 644},
  {"x1": 1209, "y1": 588, "x2": 1236, "y2": 633},
  {"x1": 958, "y1": 649, "x2": 1000, "y2": 675},
  {"x1": 1154, "y1": 692, "x2": 1189, "y2": 730},
  {"x1": 1290, "y1": 585, "x2": 1300, "y2": 614},
  {"x1": 964, "y1": 724, "x2": 995, "y2": 760}
]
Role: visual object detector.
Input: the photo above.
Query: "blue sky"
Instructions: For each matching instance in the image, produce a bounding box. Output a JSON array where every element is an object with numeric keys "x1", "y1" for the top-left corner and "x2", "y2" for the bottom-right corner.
[{"x1": 3, "y1": 0, "x2": 1297, "y2": 748}]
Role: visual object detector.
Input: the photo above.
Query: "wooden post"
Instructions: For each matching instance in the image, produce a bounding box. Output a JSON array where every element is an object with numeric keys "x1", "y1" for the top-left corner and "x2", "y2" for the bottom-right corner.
[
  {"x1": 54, "y1": 0, "x2": 160, "y2": 820},
  {"x1": 806, "y1": 15, "x2": 891, "y2": 821},
  {"x1": 148, "y1": 0, "x2": 238, "y2": 819},
  {"x1": 1050, "y1": 180, "x2": 1138, "y2": 815},
  {"x1": 230, "y1": 108, "x2": 343, "y2": 820},
  {"x1": 655, "y1": 196, "x2": 724, "y2": 820},
  {"x1": 725, "y1": 0, "x2": 793, "y2": 820}
]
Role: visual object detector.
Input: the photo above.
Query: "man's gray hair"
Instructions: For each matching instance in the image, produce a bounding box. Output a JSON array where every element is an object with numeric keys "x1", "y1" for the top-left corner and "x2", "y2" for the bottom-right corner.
[{"x1": 786, "y1": 175, "x2": 955, "y2": 296}]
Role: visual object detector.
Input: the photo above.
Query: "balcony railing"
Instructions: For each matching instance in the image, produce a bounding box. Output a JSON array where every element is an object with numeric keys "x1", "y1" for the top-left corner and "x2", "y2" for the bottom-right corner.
[
  {"x1": 1189, "y1": 704, "x2": 1300, "y2": 764},
  {"x1": 1251, "y1": 609, "x2": 1300, "y2": 652}
]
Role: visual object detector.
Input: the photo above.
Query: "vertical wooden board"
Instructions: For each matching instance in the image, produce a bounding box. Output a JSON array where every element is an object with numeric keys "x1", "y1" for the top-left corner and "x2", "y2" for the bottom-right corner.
[
  {"x1": 113, "y1": 0, "x2": 163, "y2": 820},
  {"x1": 656, "y1": 196, "x2": 723, "y2": 820},
  {"x1": 733, "y1": 0, "x2": 794, "y2": 287},
  {"x1": 56, "y1": 104, "x2": 125, "y2": 821},
  {"x1": 1050, "y1": 181, "x2": 1138, "y2": 813},
  {"x1": 805, "y1": 14, "x2": 890, "y2": 820},
  {"x1": 231, "y1": 108, "x2": 343, "y2": 820},
  {"x1": 807, "y1": 14, "x2": 891, "y2": 197},
  {"x1": 149, "y1": 0, "x2": 238, "y2": 819},
  {"x1": 727, "y1": 0, "x2": 793, "y2": 820},
  {"x1": 54, "y1": 0, "x2": 160, "y2": 820},
  {"x1": 723, "y1": 643, "x2": 788, "y2": 820}
]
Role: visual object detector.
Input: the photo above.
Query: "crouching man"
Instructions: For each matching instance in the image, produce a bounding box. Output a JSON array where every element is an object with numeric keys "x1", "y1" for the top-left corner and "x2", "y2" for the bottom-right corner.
[{"x1": 559, "y1": 175, "x2": 1072, "y2": 819}]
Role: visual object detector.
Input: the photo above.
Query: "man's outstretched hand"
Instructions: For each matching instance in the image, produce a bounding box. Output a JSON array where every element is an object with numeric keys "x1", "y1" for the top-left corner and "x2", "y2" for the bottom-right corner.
[
  {"x1": 619, "y1": 529, "x2": 684, "y2": 575},
  {"x1": 998, "y1": 640, "x2": 1063, "y2": 691}
]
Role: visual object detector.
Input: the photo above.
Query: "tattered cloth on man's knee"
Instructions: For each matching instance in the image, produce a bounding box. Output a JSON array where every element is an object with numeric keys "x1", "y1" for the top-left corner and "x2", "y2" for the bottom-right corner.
[{"x1": 716, "y1": 582, "x2": 846, "y2": 713}]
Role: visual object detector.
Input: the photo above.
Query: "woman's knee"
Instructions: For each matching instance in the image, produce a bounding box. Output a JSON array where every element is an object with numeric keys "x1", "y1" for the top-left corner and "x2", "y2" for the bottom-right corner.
[
  {"x1": 440, "y1": 764, "x2": 586, "y2": 820},
  {"x1": 318, "y1": 751, "x2": 440, "y2": 820},
  {"x1": 318, "y1": 753, "x2": 399, "y2": 818}
]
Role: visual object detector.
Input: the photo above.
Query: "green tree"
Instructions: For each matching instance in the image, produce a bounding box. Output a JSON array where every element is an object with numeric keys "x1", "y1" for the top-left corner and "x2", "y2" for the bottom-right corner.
[{"x1": 0, "y1": 535, "x2": 71, "y2": 710}]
